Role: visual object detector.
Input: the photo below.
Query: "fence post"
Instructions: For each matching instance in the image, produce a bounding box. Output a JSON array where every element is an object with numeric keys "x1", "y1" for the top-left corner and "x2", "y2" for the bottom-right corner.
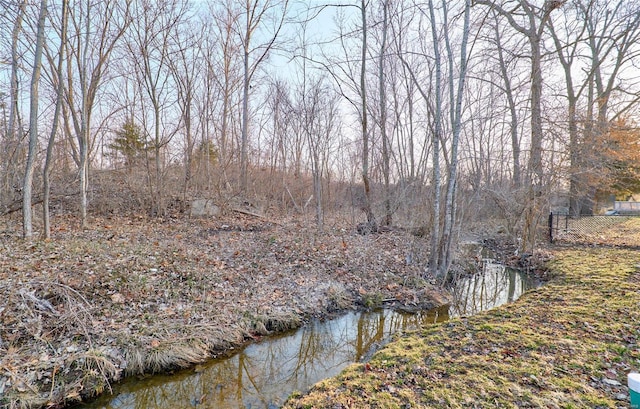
[{"x1": 548, "y1": 212, "x2": 553, "y2": 243}]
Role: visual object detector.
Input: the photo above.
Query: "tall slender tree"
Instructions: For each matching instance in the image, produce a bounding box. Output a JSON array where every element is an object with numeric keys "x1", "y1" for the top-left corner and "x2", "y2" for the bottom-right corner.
[
  {"x1": 398, "y1": 0, "x2": 472, "y2": 278},
  {"x1": 43, "y1": 0, "x2": 69, "y2": 239},
  {"x1": 23, "y1": 0, "x2": 48, "y2": 238},
  {"x1": 3, "y1": 0, "x2": 26, "y2": 205},
  {"x1": 475, "y1": 0, "x2": 564, "y2": 252},
  {"x1": 63, "y1": 0, "x2": 130, "y2": 228},
  {"x1": 378, "y1": 0, "x2": 392, "y2": 226},
  {"x1": 238, "y1": 0, "x2": 289, "y2": 192}
]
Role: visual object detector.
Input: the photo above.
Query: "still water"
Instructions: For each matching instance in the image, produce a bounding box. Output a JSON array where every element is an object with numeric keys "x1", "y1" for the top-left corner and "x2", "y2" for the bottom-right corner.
[{"x1": 76, "y1": 261, "x2": 535, "y2": 409}]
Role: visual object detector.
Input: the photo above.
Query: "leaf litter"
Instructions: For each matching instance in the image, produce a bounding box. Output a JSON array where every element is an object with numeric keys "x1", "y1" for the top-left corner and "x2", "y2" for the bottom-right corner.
[{"x1": 0, "y1": 213, "x2": 448, "y2": 408}]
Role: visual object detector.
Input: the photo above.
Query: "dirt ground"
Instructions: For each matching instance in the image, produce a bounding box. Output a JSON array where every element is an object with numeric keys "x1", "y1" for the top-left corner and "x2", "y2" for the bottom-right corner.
[{"x1": 0, "y1": 212, "x2": 452, "y2": 408}]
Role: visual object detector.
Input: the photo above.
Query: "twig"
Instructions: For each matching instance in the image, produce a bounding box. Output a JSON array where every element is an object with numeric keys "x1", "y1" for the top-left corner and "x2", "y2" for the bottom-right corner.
[
  {"x1": 48, "y1": 366, "x2": 58, "y2": 402},
  {"x1": 36, "y1": 281, "x2": 93, "y2": 308},
  {"x1": 284, "y1": 185, "x2": 303, "y2": 214},
  {"x1": 19, "y1": 289, "x2": 58, "y2": 316},
  {"x1": 231, "y1": 207, "x2": 264, "y2": 219},
  {"x1": 3, "y1": 367, "x2": 40, "y2": 394}
]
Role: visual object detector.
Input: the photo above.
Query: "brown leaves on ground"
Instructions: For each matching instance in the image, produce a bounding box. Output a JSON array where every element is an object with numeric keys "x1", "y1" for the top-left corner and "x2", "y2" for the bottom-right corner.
[{"x1": 0, "y1": 213, "x2": 442, "y2": 408}]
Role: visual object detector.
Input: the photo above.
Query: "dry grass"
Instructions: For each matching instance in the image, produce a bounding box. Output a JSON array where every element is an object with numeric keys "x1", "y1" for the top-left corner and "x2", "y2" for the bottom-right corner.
[
  {"x1": 126, "y1": 340, "x2": 210, "y2": 375},
  {"x1": 0, "y1": 213, "x2": 442, "y2": 408}
]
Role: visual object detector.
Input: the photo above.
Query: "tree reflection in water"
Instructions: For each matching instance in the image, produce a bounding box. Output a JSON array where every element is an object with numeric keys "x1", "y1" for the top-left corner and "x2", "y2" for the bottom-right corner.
[
  {"x1": 450, "y1": 261, "x2": 534, "y2": 317},
  {"x1": 77, "y1": 265, "x2": 532, "y2": 409}
]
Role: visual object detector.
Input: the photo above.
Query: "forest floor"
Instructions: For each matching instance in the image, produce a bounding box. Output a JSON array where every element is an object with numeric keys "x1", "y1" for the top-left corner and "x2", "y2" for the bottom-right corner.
[
  {"x1": 1, "y1": 212, "x2": 459, "y2": 409},
  {"x1": 284, "y1": 219, "x2": 640, "y2": 408}
]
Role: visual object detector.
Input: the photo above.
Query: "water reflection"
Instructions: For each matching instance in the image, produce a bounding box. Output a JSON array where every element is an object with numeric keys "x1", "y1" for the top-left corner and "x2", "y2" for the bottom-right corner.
[
  {"x1": 450, "y1": 261, "x2": 534, "y2": 317},
  {"x1": 76, "y1": 264, "x2": 533, "y2": 409}
]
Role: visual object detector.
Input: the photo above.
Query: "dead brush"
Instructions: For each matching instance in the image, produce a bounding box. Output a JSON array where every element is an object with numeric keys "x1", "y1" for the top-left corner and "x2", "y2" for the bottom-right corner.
[
  {"x1": 125, "y1": 339, "x2": 210, "y2": 375},
  {"x1": 16, "y1": 280, "x2": 96, "y2": 344},
  {"x1": 73, "y1": 348, "x2": 120, "y2": 395},
  {"x1": 326, "y1": 282, "x2": 353, "y2": 311},
  {"x1": 2, "y1": 394, "x2": 47, "y2": 409},
  {"x1": 263, "y1": 312, "x2": 303, "y2": 332}
]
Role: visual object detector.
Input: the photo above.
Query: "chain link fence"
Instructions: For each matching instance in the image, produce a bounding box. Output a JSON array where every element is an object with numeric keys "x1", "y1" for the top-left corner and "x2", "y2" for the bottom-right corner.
[{"x1": 549, "y1": 212, "x2": 640, "y2": 248}]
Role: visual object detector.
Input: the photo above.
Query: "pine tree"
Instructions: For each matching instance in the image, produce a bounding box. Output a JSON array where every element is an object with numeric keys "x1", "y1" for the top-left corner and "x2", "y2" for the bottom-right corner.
[{"x1": 110, "y1": 119, "x2": 145, "y2": 169}]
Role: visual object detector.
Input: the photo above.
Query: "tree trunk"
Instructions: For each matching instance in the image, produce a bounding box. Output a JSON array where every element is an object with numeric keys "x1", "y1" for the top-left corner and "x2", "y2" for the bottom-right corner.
[
  {"x1": 529, "y1": 39, "x2": 544, "y2": 187},
  {"x1": 78, "y1": 1, "x2": 91, "y2": 229},
  {"x1": 360, "y1": 0, "x2": 376, "y2": 228},
  {"x1": 493, "y1": 16, "x2": 521, "y2": 188},
  {"x1": 154, "y1": 102, "x2": 163, "y2": 216},
  {"x1": 240, "y1": 44, "x2": 250, "y2": 192},
  {"x1": 5, "y1": 1, "x2": 25, "y2": 200},
  {"x1": 313, "y1": 152, "x2": 323, "y2": 228},
  {"x1": 427, "y1": 0, "x2": 443, "y2": 278},
  {"x1": 438, "y1": 0, "x2": 470, "y2": 281},
  {"x1": 379, "y1": 0, "x2": 392, "y2": 226},
  {"x1": 8, "y1": 1, "x2": 25, "y2": 143},
  {"x1": 475, "y1": 0, "x2": 562, "y2": 253},
  {"x1": 23, "y1": 0, "x2": 48, "y2": 238},
  {"x1": 43, "y1": 0, "x2": 69, "y2": 239},
  {"x1": 547, "y1": 17, "x2": 580, "y2": 216}
]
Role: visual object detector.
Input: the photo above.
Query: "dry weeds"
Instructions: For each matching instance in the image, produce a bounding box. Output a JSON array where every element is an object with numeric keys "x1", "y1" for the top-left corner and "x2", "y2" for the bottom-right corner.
[{"x1": 0, "y1": 213, "x2": 443, "y2": 408}]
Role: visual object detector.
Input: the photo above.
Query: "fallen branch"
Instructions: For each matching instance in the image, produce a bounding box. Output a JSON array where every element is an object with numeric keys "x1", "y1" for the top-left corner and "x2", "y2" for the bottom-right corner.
[
  {"x1": 284, "y1": 185, "x2": 303, "y2": 214},
  {"x1": 231, "y1": 207, "x2": 265, "y2": 219},
  {"x1": 1, "y1": 196, "x2": 44, "y2": 216},
  {"x1": 19, "y1": 289, "x2": 58, "y2": 316},
  {"x1": 1, "y1": 190, "x2": 80, "y2": 216}
]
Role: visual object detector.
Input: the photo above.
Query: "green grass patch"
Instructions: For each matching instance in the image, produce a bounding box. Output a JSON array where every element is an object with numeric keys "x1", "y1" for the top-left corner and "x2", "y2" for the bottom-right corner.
[{"x1": 284, "y1": 248, "x2": 640, "y2": 408}]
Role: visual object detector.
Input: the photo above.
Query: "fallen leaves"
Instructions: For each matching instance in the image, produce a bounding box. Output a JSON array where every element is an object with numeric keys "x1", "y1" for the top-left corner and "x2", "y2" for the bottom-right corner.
[{"x1": 0, "y1": 213, "x2": 441, "y2": 408}]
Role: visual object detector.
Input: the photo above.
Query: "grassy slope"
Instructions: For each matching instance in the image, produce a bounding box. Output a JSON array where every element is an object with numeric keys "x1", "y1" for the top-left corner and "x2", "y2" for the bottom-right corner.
[{"x1": 284, "y1": 248, "x2": 640, "y2": 408}]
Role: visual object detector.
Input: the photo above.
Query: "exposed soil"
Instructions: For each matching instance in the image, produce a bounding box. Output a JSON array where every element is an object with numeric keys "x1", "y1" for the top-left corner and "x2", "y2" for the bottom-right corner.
[
  {"x1": 283, "y1": 219, "x2": 640, "y2": 409},
  {"x1": 0, "y1": 213, "x2": 450, "y2": 408}
]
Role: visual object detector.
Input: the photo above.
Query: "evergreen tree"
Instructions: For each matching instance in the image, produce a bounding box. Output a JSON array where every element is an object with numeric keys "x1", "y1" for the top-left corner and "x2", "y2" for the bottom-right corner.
[{"x1": 110, "y1": 118, "x2": 145, "y2": 169}]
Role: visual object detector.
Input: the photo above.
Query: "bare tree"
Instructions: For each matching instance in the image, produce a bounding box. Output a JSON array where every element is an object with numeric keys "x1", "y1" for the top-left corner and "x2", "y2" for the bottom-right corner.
[
  {"x1": 126, "y1": 0, "x2": 188, "y2": 216},
  {"x1": 490, "y1": 11, "x2": 523, "y2": 188},
  {"x1": 6, "y1": 0, "x2": 25, "y2": 145},
  {"x1": 377, "y1": 0, "x2": 392, "y2": 226},
  {"x1": 63, "y1": 0, "x2": 130, "y2": 227},
  {"x1": 475, "y1": 0, "x2": 564, "y2": 252},
  {"x1": 209, "y1": 0, "x2": 243, "y2": 186},
  {"x1": 2, "y1": 0, "x2": 26, "y2": 209},
  {"x1": 299, "y1": 76, "x2": 341, "y2": 229},
  {"x1": 167, "y1": 18, "x2": 205, "y2": 206},
  {"x1": 23, "y1": 0, "x2": 48, "y2": 238},
  {"x1": 397, "y1": 0, "x2": 472, "y2": 278},
  {"x1": 567, "y1": 0, "x2": 640, "y2": 214},
  {"x1": 437, "y1": 0, "x2": 471, "y2": 280},
  {"x1": 43, "y1": 0, "x2": 69, "y2": 239},
  {"x1": 238, "y1": 0, "x2": 289, "y2": 192},
  {"x1": 389, "y1": 3, "x2": 433, "y2": 209},
  {"x1": 319, "y1": 1, "x2": 378, "y2": 229}
]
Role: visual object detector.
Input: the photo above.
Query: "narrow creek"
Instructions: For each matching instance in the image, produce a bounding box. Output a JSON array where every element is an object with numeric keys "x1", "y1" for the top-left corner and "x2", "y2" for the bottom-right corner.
[{"x1": 74, "y1": 260, "x2": 536, "y2": 409}]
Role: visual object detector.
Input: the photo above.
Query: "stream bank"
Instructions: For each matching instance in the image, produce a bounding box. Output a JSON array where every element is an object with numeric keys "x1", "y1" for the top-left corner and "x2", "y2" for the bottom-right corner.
[
  {"x1": 73, "y1": 260, "x2": 535, "y2": 409},
  {"x1": 284, "y1": 248, "x2": 640, "y2": 408},
  {"x1": 1, "y1": 215, "x2": 450, "y2": 409}
]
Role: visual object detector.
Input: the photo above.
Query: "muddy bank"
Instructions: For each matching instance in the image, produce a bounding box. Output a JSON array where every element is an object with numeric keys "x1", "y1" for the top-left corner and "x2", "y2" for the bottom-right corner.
[
  {"x1": 0, "y1": 214, "x2": 450, "y2": 409},
  {"x1": 283, "y1": 247, "x2": 640, "y2": 408}
]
